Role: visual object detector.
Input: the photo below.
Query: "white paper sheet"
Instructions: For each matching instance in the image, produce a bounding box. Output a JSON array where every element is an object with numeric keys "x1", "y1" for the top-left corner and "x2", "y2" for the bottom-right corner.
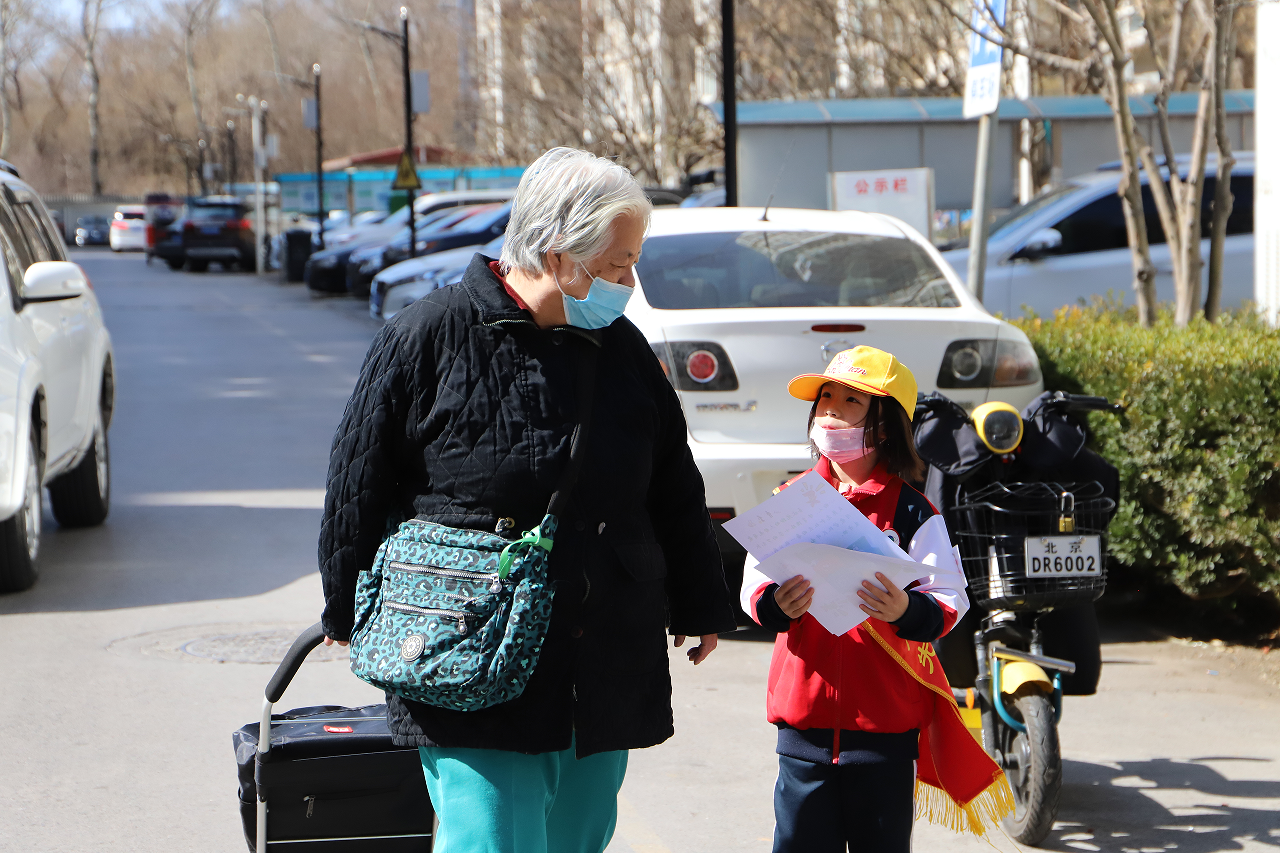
[
  {"x1": 753, "y1": 542, "x2": 927, "y2": 636},
  {"x1": 721, "y1": 470, "x2": 911, "y2": 562}
]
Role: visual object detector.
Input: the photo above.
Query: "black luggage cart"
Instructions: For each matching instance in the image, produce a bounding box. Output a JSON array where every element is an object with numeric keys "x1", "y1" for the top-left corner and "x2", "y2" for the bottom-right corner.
[{"x1": 233, "y1": 623, "x2": 435, "y2": 852}]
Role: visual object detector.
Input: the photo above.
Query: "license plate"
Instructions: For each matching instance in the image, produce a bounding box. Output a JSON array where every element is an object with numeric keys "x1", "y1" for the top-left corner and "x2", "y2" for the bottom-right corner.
[
  {"x1": 201, "y1": 225, "x2": 221, "y2": 235},
  {"x1": 1023, "y1": 536, "x2": 1102, "y2": 577}
]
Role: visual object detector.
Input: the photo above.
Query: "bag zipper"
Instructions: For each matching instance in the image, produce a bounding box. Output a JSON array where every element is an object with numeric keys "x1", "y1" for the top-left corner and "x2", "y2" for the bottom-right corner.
[
  {"x1": 384, "y1": 601, "x2": 476, "y2": 634},
  {"x1": 388, "y1": 561, "x2": 500, "y2": 582}
]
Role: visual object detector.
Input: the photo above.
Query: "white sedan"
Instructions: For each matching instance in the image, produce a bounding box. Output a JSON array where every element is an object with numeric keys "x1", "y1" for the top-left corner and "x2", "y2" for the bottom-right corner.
[
  {"x1": 109, "y1": 204, "x2": 147, "y2": 252},
  {"x1": 0, "y1": 175, "x2": 114, "y2": 592},
  {"x1": 627, "y1": 206, "x2": 1042, "y2": 538}
]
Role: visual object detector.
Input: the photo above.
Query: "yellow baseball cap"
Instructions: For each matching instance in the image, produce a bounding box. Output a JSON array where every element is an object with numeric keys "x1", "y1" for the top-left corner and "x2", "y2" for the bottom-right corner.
[{"x1": 787, "y1": 345, "x2": 919, "y2": 420}]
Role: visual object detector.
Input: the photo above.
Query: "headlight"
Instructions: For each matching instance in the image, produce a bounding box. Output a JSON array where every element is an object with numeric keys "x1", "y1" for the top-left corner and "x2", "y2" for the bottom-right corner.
[
  {"x1": 971, "y1": 401, "x2": 1024, "y2": 454},
  {"x1": 937, "y1": 338, "x2": 1042, "y2": 389}
]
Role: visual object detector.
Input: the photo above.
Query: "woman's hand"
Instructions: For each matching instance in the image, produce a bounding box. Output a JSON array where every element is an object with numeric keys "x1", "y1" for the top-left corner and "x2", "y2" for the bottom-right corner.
[
  {"x1": 323, "y1": 636, "x2": 349, "y2": 647},
  {"x1": 673, "y1": 634, "x2": 718, "y2": 665},
  {"x1": 774, "y1": 575, "x2": 813, "y2": 620},
  {"x1": 857, "y1": 572, "x2": 909, "y2": 622}
]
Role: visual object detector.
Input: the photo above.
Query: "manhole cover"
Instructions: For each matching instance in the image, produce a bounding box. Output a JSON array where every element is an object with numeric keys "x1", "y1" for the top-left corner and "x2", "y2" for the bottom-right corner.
[{"x1": 107, "y1": 622, "x2": 349, "y2": 665}]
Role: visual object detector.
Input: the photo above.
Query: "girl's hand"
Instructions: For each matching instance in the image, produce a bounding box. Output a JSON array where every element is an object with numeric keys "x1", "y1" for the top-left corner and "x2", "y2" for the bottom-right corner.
[
  {"x1": 775, "y1": 575, "x2": 813, "y2": 620},
  {"x1": 858, "y1": 572, "x2": 909, "y2": 622},
  {"x1": 323, "y1": 636, "x2": 349, "y2": 647}
]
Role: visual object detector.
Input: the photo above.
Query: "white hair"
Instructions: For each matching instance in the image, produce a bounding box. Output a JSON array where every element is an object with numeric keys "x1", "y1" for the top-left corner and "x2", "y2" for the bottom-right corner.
[{"x1": 499, "y1": 147, "x2": 651, "y2": 276}]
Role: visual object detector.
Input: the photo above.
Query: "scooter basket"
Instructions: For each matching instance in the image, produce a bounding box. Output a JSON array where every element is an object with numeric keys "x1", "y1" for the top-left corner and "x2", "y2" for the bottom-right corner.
[{"x1": 949, "y1": 481, "x2": 1114, "y2": 611}]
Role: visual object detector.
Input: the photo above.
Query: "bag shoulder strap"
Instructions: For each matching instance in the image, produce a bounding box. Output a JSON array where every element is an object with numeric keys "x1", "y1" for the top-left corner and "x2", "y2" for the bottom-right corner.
[{"x1": 546, "y1": 343, "x2": 599, "y2": 519}]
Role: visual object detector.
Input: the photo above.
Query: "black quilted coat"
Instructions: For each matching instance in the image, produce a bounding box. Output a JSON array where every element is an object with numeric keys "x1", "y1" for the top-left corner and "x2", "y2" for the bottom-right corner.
[{"x1": 319, "y1": 255, "x2": 736, "y2": 757}]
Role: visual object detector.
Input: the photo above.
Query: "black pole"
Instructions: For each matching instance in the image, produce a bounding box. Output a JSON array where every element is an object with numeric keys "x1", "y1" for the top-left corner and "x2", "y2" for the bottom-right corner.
[
  {"x1": 402, "y1": 7, "x2": 416, "y2": 258},
  {"x1": 227, "y1": 121, "x2": 238, "y2": 191},
  {"x1": 314, "y1": 64, "x2": 325, "y2": 250},
  {"x1": 721, "y1": 0, "x2": 737, "y2": 207},
  {"x1": 197, "y1": 138, "x2": 208, "y2": 196}
]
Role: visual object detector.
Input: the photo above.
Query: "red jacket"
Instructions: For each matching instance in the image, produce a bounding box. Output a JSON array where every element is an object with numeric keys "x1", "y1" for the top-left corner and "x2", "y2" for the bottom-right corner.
[{"x1": 741, "y1": 458, "x2": 968, "y2": 735}]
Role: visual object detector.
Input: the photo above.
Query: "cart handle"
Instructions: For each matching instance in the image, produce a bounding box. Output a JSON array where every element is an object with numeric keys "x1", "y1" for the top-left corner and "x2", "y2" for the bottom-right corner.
[{"x1": 265, "y1": 622, "x2": 327, "y2": 703}]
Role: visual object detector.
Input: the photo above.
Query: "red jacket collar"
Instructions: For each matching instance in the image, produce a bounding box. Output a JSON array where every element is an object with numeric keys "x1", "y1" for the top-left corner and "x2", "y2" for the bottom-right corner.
[{"x1": 814, "y1": 455, "x2": 890, "y2": 497}]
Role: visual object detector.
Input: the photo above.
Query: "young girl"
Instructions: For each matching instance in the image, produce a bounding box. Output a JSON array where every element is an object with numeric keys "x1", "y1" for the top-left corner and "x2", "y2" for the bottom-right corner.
[{"x1": 741, "y1": 345, "x2": 1011, "y2": 853}]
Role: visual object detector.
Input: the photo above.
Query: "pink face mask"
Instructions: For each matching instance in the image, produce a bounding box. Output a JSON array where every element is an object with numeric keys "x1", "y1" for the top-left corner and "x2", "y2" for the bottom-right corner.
[{"x1": 810, "y1": 424, "x2": 873, "y2": 463}]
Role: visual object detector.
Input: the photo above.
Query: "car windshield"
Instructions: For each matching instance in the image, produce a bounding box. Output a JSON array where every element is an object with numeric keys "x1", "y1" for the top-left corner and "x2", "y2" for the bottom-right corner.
[
  {"x1": 191, "y1": 205, "x2": 242, "y2": 222},
  {"x1": 636, "y1": 230, "x2": 960, "y2": 309},
  {"x1": 116, "y1": 211, "x2": 144, "y2": 220}
]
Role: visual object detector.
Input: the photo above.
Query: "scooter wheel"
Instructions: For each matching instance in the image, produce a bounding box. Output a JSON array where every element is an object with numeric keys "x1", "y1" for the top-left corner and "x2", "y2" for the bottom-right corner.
[{"x1": 1000, "y1": 692, "x2": 1062, "y2": 845}]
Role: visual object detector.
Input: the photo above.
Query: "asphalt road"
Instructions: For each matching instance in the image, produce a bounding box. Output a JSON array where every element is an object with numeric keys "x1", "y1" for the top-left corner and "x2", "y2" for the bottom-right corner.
[{"x1": 1, "y1": 250, "x2": 1278, "y2": 853}]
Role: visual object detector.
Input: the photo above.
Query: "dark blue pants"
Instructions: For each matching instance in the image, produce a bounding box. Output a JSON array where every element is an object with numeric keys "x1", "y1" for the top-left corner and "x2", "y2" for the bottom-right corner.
[{"x1": 772, "y1": 754, "x2": 915, "y2": 853}]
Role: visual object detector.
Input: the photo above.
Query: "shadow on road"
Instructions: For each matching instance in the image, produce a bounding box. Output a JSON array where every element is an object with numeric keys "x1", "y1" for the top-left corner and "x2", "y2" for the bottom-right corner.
[{"x1": 1037, "y1": 757, "x2": 1280, "y2": 851}]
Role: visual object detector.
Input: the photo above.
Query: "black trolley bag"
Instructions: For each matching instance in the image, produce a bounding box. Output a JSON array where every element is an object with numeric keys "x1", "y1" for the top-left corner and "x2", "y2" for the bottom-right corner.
[{"x1": 232, "y1": 623, "x2": 435, "y2": 852}]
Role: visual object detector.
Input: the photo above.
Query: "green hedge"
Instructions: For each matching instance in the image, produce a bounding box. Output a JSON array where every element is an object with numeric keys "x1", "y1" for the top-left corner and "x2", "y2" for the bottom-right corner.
[{"x1": 1012, "y1": 305, "x2": 1280, "y2": 608}]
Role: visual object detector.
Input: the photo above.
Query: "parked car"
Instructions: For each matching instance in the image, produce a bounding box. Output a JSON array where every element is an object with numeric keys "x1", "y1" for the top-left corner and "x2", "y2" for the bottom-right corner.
[
  {"x1": 305, "y1": 206, "x2": 462, "y2": 294},
  {"x1": 371, "y1": 235, "x2": 506, "y2": 321},
  {"x1": 316, "y1": 189, "x2": 514, "y2": 253},
  {"x1": 74, "y1": 215, "x2": 110, "y2": 247},
  {"x1": 0, "y1": 174, "x2": 114, "y2": 592},
  {"x1": 629, "y1": 206, "x2": 1044, "y2": 598},
  {"x1": 347, "y1": 203, "x2": 509, "y2": 297},
  {"x1": 680, "y1": 187, "x2": 726, "y2": 208},
  {"x1": 181, "y1": 196, "x2": 255, "y2": 272},
  {"x1": 152, "y1": 219, "x2": 189, "y2": 270},
  {"x1": 109, "y1": 204, "x2": 147, "y2": 252},
  {"x1": 941, "y1": 152, "x2": 1255, "y2": 318}
]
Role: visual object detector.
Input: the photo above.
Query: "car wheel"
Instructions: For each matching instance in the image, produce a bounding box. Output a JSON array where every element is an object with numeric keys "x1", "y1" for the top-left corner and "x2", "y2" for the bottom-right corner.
[
  {"x1": 0, "y1": 422, "x2": 42, "y2": 592},
  {"x1": 166, "y1": 258, "x2": 184, "y2": 271},
  {"x1": 188, "y1": 259, "x2": 209, "y2": 273},
  {"x1": 47, "y1": 408, "x2": 110, "y2": 528}
]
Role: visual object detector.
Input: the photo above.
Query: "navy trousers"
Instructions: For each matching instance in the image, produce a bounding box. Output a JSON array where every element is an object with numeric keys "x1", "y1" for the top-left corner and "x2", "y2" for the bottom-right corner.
[{"x1": 772, "y1": 754, "x2": 916, "y2": 853}]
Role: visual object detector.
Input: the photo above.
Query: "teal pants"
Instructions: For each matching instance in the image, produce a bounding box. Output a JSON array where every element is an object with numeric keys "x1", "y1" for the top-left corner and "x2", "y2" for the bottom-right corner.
[{"x1": 418, "y1": 743, "x2": 628, "y2": 853}]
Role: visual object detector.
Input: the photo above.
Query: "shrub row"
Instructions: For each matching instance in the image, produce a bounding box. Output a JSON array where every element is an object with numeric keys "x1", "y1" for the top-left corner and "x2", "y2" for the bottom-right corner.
[{"x1": 1013, "y1": 305, "x2": 1280, "y2": 616}]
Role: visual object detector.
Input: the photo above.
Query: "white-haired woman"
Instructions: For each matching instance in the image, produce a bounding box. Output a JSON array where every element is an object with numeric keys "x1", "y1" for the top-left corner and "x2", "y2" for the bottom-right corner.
[{"x1": 318, "y1": 148, "x2": 736, "y2": 853}]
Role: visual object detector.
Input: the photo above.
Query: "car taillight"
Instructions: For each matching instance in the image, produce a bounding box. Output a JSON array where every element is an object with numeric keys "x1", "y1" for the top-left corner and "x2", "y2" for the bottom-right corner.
[
  {"x1": 146, "y1": 224, "x2": 156, "y2": 244},
  {"x1": 707, "y1": 508, "x2": 736, "y2": 523},
  {"x1": 649, "y1": 341, "x2": 739, "y2": 391},
  {"x1": 110, "y1": 220, "x2": 127, "y2": 230},
  {"x1": 183, "y1": 221, "x2": 196, "y2": 231},
  {"x1": 937, "y1": 339, "x2": 1042, "y2": 389},
  {"x1": 686, "y1": 350, "x2": 719, "y2": 383},
  {"x1": 236, "y1": 218, "x2": 253, "y2": 230}
]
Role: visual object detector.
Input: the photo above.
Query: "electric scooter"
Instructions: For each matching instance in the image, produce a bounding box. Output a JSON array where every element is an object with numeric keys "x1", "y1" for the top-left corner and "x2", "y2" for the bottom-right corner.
[{"x1": 913, "y1": 390, "x2": 1121, "y2": 845}]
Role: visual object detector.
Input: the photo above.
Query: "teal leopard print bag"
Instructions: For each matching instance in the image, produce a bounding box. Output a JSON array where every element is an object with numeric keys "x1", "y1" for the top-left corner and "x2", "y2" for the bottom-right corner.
[{"x1": 349, "y1": 348, "x2": 596, "y2": 711}]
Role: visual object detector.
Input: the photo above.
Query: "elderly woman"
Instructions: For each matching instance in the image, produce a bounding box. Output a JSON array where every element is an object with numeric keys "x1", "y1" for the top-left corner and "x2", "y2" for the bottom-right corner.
[{"x1": 317, "y1": 147, "x2": 736, "y2": 853}]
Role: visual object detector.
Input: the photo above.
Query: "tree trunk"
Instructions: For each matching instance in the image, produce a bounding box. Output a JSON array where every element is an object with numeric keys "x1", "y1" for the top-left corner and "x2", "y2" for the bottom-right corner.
[
  {"x1": 185, "y1": 6, "x2": 207, "y2": 196},
  {"x1": 0, "y1": 1, "x2": 10, "y2": 160},
  {"x1": 1172, "y1": 86, "x2": 1211, "y2": 325},
  {"x1": 1204, "y1": 0, "x2": 1236, "y2": 322},
  {"x1": 1107, "y1": 60, "x2": 1158, "y2": 325},
  {"x1": 82, "y1": 0, "x2": 103, "y2": 197}
]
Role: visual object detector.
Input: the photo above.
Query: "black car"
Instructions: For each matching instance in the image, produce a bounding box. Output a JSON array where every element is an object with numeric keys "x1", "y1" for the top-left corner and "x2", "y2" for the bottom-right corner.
[
  {"x1": 181, "y1": 197, "x2": 256, "y2": 272},
  {"x1": 75, "y1": 215, "x2": 109, "y2": 247},
  {"x1": 345, "y1": 203, "x2": 511, "y2": 298},
  {"x1": 153, "y1": 218, "x2": 188, "y2": 270}
]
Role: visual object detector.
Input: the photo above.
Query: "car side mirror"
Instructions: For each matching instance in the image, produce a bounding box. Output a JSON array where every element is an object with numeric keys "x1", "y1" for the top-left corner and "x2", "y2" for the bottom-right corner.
[
  {"x1": 23, "y1": 261, "x2": 88, "y2": 303},
  {"x1": 1012, "y1": 227, "x2": 1063, "y2": 261}
]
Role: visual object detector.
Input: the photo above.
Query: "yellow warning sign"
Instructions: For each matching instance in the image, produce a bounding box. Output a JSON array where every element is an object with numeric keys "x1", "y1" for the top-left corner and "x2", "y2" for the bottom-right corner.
[{"x1": 391, "y1": 149, "x2": 421, "y2": 191}]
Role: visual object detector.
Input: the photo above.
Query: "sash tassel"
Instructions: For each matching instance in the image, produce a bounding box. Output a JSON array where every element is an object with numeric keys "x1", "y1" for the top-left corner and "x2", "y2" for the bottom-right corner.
[{"x1": 915, "y1": 774, "x2": 1015, "y2": 836}]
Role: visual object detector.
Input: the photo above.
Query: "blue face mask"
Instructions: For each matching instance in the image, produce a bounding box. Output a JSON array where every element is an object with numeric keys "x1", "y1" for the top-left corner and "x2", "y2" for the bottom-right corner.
[{"x1": 555, "y1": 270, "x2": 634, "y2": 330}]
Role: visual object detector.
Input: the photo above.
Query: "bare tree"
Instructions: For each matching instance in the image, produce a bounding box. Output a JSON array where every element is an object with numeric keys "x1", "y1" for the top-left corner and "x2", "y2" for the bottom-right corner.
[
  {"x1": 174, "y1": 0, "x2": 219, "y2": 194},
  {"x1": 80, "y1": 0, "x2": 107, "y2": 195}
]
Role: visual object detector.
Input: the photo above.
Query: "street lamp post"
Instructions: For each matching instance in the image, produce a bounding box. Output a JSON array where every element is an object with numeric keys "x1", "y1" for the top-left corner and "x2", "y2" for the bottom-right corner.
[
  {"x1": 226, "y1": 120, "x2": 237, "y2": 191},
  {"x1": 721, "y1": 0, "x2": 737, "y2": 207},
  {"x1": 401, "y1": 7, "x2": 416, "y2": 258},
  {"x1": 238, "y1": 93, "x2": 270, "y2": 275},
  {"x1": 314, "y1": 64, "x2": 325, "y2": 251}
]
